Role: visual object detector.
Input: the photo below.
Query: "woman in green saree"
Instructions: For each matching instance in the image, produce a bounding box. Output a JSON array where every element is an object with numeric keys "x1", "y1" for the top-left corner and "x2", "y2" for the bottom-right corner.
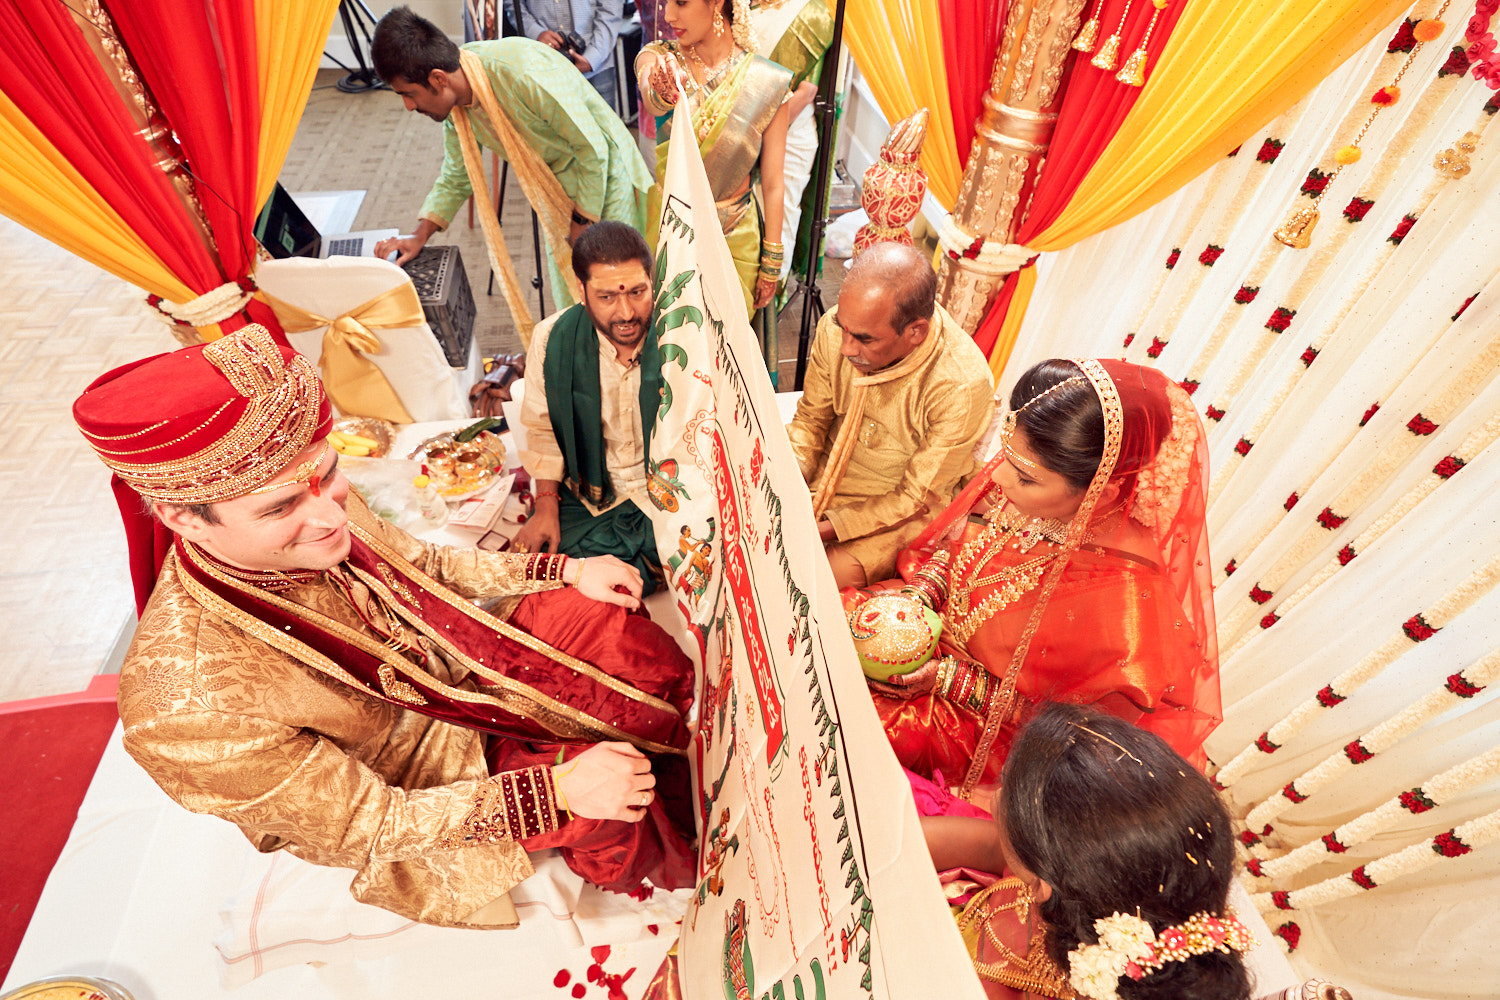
[{"x1": 636, "y1": 0, "x2": 791, "y2": 363}]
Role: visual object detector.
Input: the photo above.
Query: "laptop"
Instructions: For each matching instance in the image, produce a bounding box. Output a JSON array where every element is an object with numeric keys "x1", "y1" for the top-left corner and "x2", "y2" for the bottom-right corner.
[{"x1": 254, "y1": 183, "x2": 398, "y2": 260}]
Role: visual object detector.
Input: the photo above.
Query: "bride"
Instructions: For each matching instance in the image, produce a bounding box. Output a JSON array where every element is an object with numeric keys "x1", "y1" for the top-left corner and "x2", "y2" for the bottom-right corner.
[{"x1": 851, "y1": 359, "x2": 1222, "y2": 798}]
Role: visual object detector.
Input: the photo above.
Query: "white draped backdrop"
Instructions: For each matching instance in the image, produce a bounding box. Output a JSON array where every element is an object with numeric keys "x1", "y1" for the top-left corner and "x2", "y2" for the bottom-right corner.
[{"x1": 1000, "y1": 11, "x2": 1500, "y2": 998}]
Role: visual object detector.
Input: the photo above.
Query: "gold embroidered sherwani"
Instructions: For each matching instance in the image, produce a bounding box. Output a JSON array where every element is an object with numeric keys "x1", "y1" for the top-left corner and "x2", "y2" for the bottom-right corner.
[
  {"x1": 786, "y1": 304, "x2": 995, "y2": 580},
  {"x1": 118, "y1": 495, "x2": 567, "y2": 929}
]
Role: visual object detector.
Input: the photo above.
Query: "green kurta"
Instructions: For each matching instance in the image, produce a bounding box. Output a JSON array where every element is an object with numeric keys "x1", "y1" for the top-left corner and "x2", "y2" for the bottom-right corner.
[{"x1": 419, "y1": 39, "x2": 654, "y2": 309}]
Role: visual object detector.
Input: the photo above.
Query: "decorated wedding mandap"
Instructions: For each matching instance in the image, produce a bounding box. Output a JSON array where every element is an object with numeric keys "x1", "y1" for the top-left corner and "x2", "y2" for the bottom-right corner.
[{"x1": 0, "y1": 1, "x2": 1496, "y2": 999}]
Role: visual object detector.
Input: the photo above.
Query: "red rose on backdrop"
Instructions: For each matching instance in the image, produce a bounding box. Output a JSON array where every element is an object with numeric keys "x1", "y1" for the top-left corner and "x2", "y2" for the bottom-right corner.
[
  {"x1": 1317, "y1": 507, "x2": 1347, "y2": 529},
  {"x1": 1387, "y1": 17, "x2": 1417, "y2": 52},
  {"x1": 1316, "y1": 684, "x2": 1346, "y2": 707},
  {"x1": 1433, "y1": 455, "x2": 1466, "y2": 478},
  {"x1": 1351, "y1": 866, "x2": 1378, "y2": 890},
  {"x1": 1249, "y1": 585, "x2": 1273, "y2": 603},
  {"x1": 1198, "y1": 244, "x2": 1225, "y2": 266},
  {"x1": 1343, "y1": 197, "x2": 1375, "y2": 222},
  {"x1": 1440, "y1": 43, "x2": 1474, "y2": 76},
  {"x1": 1388, "y1": 214, "x2": 1417, "y2": 244},
  {"x1": 1147, "y1": 337, "x2": 1167, "y2": 358},
  {"x1": 1206, "y1": 405, "x2": 1225, "y2": 421},
  {"x1": 1274, "y1": 922, "x2": 1302, "y2": 951},
  {"x1": 1321, "y1": 832, "x2": 1348, "y2": 853},
  {"x1": 1165, "y1": 248, "x2": 1181, "y2": 269},
  {"x1": 1433, "y1": 831, "x2": 1473, "y2": 858},
  {"x1": 1337, "y1": 544, "x2": 1357, "y2": 565},
  {"x1": 1408, "y1": 414, "x2": 1438, "y2": 435},
  {"x1": 1283, "y1": 782, "x2": 1308, "y2": 803},
  {"x1": 1234, "y1": 284, "x2": 1260, "y2": 304},
  {"x1": 1300, "y1": 346, "x2": 1319, "y2": 366},
  {"x1": 1178, "y1": 379, "x2": 1198, "y2": 395},
  {"x1": 1453, "y1": 293, "x2": 1478, "y2": 321},
  {"x1": 1265, "y1": 306, "x2": 1296, "y2": 332},
  {"x1": 1403, "y1": 614, "x2": 1438, "y2": 641},
  {"x1": 1301, "y1": 168, "x2": 1331, "y2": 197},
  {"x1": 1255, "y1": 732, "x2": 1280, "y2": 753},
  {"x1": 1224, "y1": 558, "x2": 1237, "y2": 575},
  {"x1": 1256, "y1": 139, "x2": 1284, "y2": 163},
  {"x1": 1234, "y1": 438, "x2": 1253, "y2": 456},
  {"x1": 1400, "y1": 788, "x2": 1436, "y2": 813},
  {"x1": 1271, "y1": 891, "x2": 1293, "y2": 911},
  {"x1": 1344, "y1": 740, "x2": 1374, "y2": 764},
  {"x1": 1360, "y1": 401, "x2": 1381, "y2": 426},
  {"x1": 1284, "y1": 493, "x2": 1300, "y2": 510},
  {"x1": 1260, "y1": 612, "x2": 1280, "y2": 629},
  {"x1": 1123, "y1": 332, "x2": 1136, "y2": 347},
  {"x1": 1446, "y1": 672, "x2": 1483, "y2": 698}
]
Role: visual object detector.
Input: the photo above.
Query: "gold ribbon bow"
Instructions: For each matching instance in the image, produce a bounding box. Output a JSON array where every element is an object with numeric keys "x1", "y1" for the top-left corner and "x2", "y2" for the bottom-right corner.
[{"x1": 259, "y1": 283, "x2": 422, "y2": 424}]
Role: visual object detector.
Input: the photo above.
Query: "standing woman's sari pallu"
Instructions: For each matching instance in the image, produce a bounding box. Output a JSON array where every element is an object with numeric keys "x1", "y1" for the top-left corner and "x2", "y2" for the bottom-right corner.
[{"x1": 639, "y1": 41, "x2": 791, "y2": 361}]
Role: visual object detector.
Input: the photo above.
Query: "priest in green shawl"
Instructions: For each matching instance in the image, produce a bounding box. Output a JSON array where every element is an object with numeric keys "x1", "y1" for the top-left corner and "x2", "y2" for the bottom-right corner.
[{"x1": 514, "y1": 222, "x2": 664, "y2": 590}]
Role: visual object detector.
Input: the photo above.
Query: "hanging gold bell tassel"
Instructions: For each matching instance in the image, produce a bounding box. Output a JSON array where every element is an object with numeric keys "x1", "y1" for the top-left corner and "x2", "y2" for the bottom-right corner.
[
  {"x1": 1273, "y1": 205, "x2": 1320, "y2": 249},
  {"x1": 1115, "y1": 46, "x2": 1148, "y2": 86},
  {"x1": 1072, "y1": 17, "x2": 1100, "y2": 53},
  {"x1": 1090, "y1": 32, "x2": 1122, "y2": 71}
]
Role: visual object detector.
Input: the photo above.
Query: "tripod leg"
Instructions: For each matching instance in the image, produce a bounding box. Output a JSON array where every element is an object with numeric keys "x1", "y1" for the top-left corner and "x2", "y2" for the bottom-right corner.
[{"x1": 531, "y1": 210, "x2": 546, "y2": 314}]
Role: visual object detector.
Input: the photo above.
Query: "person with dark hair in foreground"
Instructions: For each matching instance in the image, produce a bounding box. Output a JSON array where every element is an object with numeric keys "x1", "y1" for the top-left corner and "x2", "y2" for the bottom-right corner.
[
  {"x1": 785, "y1": 241, "x2": 995, "y2": 589},
  {"x1": 370, "y1": 6, "x2": 651, "y2": 315},
  {"x1": 923, "y1": 703, "x2": 1255, "y2": 1000},
  {"x1": 513, "y1": 221, "x2": 663, "y2": 589},
  {"x1": 851, "y1": 357, "x2": 1221, "y2": 797},
  {"x1": 73, "y1": 326, "x2": 695, "y2": 928}
]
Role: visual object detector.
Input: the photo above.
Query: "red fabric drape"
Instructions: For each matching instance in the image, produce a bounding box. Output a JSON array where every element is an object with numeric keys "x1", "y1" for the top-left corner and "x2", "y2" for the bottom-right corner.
[
  {"x1": 941, "y1": 0, "x2": 1009, "y2": 168},
  {"x1": 1015, "y1": 0, "x2": 1187, "y2": 243},
  {"x1": 106, "y1": 0, "x2": 263, "y2": 286},
  {"x1": 0, "y1": 1, "x2": 227, "y2": 290}
]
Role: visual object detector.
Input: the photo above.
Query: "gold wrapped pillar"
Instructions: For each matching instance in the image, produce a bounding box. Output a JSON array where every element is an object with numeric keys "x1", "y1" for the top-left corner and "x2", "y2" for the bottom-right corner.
[{"x1": 936, "y1": 0, "x2": 1087, "y2": 333}]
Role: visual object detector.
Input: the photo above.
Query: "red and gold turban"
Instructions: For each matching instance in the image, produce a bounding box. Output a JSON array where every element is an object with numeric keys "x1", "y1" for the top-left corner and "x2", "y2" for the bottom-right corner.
[
  {"x1": 74, "y1": 326, "x2": 332, "y2": 612},
  {"x1": 74, "y1": 325, "x2": 331, "y2": 504}
]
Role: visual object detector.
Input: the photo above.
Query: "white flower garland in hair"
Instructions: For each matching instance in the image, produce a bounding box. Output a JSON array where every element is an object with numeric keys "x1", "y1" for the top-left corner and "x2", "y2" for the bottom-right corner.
[
  {"x1": 1213, "y1": 555, "x2": 1500, "y2": 792},
  {"x1": 1067, "y1": 910, "x2": 1256, "y2": 1000},
  {"x1": 1238, "y1": 647, "x2": 1500, "y2": 853},
  {"x1": 730, "y1": 0, "x2": 757, "y2": 53},
  {"x1": 1251, "y1": 805, "x2": 1500, "y2": 951},
  {"x1": 936, "y1": 213, "x2": 1035, "y2": 274},
  {"x1": 1245, "y1": 744, "x2": 1500, "y2": 885}
]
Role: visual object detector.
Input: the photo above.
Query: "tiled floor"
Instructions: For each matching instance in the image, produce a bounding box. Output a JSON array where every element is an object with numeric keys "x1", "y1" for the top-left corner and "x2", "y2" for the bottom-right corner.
[
  {"x1": 0, "y1": 69, "x2": 845, "y2": 703},
  {"x1": 0, "y1": 221, "x2": 177, "y2": 702}
]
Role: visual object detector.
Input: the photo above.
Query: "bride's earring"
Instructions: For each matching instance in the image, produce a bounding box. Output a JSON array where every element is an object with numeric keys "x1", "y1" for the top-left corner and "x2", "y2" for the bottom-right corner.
[{"x1": 712, "y1": 4, "x2": 725, "y2": 35}]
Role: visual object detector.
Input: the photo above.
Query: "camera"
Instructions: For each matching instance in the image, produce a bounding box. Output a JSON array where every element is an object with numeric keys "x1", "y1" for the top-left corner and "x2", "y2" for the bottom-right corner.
[{"x1": 559, "y1": 30, "x2": 587, "y2": 55}]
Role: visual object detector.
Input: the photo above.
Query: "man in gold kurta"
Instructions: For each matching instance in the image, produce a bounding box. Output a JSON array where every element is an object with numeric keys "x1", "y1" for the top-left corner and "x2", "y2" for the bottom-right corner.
[
  {"x1": 786, "y1": 243, "x2": 995, "y2": 588},
  {"x1": 74, "y1": 327, "x2": 695, "y2": 928}
]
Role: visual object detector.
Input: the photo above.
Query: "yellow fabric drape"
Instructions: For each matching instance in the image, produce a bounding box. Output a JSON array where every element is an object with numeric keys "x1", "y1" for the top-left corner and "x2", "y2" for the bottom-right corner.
[
  {"x1": 259, "y1": 285, "x2": 421, "y2": 424},
  {"x1": 0, "y1": 92, "x2": 193, "y2": 301},
  {"x1": 844, "y1": 0, "x2": 961, "y2": 208},
  {"x1": 987, "y1": 264, "x2": 1036, "y2": 383},
  {"x1": 254, "y1": 0, "x2": 342, "y2": 209},
  {"x1": 1030, "y1": 0, "x2": 1415, "y2": 250}
]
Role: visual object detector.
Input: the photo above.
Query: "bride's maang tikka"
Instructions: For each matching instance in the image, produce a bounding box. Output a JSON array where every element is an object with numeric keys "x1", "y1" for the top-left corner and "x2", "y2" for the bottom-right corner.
[{"x1": 1000, "y1": 374, "x2": 1088, "y2": 475}]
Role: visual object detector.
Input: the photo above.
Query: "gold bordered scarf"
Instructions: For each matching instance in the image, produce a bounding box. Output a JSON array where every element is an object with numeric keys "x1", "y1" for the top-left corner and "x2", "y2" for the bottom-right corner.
[
  {"x1": 810, "y1": 312, "x2": 944, "y2": 519},
  {"x1": 452, "y1": 48, "x2": 585, "y2": 350}
]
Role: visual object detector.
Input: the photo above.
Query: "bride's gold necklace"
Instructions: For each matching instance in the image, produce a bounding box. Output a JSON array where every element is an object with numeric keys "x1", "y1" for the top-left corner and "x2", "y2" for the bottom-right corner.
[{"x1": 681, "y1": 39, "x2": 741, "y2": 92}]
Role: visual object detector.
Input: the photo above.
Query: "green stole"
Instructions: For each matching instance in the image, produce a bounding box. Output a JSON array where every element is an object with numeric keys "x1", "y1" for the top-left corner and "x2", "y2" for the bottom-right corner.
[{"x1": 542, "y1": 304, "x2": 662, "y2": 508}]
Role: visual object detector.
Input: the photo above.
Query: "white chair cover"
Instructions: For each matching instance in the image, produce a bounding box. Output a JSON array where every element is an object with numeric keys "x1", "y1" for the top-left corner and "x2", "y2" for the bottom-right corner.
[{"x1": 255, "y1": 256, "x2": 471, "y2": 422}]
